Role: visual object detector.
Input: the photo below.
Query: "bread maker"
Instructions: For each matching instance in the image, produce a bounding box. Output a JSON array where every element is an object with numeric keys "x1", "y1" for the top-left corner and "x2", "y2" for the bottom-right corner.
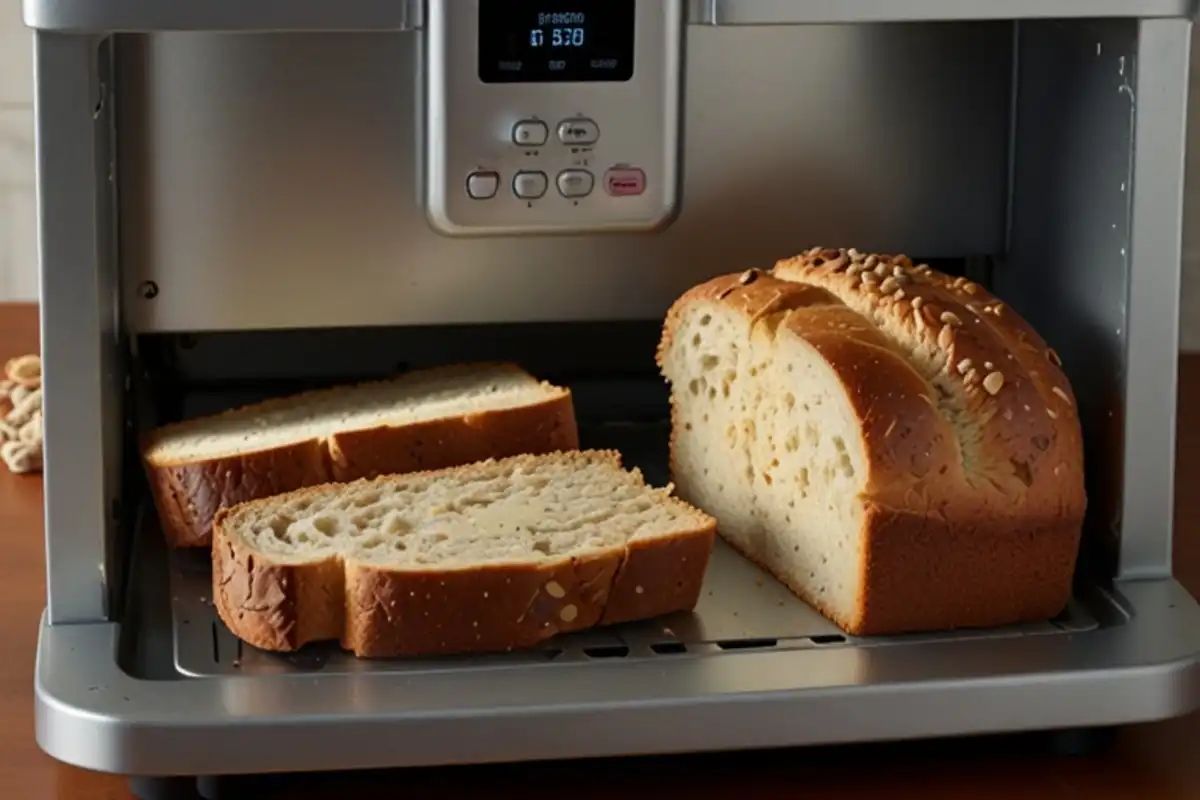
[{"x1": 24, "y1": 1, "x2": 1200, "y2": 796}]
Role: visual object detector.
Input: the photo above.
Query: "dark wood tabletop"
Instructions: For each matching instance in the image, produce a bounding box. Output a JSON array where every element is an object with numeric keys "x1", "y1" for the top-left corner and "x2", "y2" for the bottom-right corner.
[{"x1": 5, "y1": 301, "x2": 1200, "y2": 798}]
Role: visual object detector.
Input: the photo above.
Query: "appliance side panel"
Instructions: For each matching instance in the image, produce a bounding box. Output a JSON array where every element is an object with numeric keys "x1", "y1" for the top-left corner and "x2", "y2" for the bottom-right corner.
[
  {"x1": 1120, "y1": 18, "x2": 1190, "y2": 578},
  {"x1": 34, "y1": 33, "x2": 122, "y2": 623},
  {"x1": 118, "y1": 25, "x2": 1012, "y2": 332},
  {"x1": 1002, "y1": 19, "x2": 1185, "y2": 581}
]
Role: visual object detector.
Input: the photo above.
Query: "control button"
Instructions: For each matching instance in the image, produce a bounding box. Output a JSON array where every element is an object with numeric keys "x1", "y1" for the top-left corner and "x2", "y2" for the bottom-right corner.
[
  {"x1": 512, "y1": 120, "x2": 549, "y2": 147},
  {"x1": 466, "y1": 170, "x2": 500, "y2": 200},
  {"x1": 557, "y1": 118, "x2": 600, "y2": 146},
  {"x1": 556, "y1": 169, "x2": 595, "y2": 198},
  {"x1": 513, "y1": 171, "x2": 549, "y2": 199},
  {"x1": 604, "y1": 167, "x2": 646, "y2": 197}
]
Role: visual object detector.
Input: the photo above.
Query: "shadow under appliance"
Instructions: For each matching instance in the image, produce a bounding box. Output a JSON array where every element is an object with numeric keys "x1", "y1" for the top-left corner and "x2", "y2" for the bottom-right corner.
[{"x1": 26, "y1": 0, "x2": 1200, "y2": 795}]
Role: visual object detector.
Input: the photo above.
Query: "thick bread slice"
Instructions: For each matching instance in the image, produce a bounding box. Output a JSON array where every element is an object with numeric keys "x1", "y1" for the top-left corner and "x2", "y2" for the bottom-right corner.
[
  {"x1": 657, "y1": 249, "x2": 1085, "y2": 636},
  {"x1": 212, "y1": 450, "x2": 717, "y2": 657},
  {"x1": 143, "y1": 363, "x2": 578, "y2": 548}
]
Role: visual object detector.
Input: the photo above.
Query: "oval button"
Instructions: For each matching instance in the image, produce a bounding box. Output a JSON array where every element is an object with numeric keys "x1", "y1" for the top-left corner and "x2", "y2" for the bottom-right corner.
[
  {"x1": 604, "y1": 168, "x2": 646, "y2": 197},
  {"x1": 557, "y1": 169, "x2": 595, "y2": 198},
  {"x1": 557, "y1": 118, "x2": 600, "y2": 146},
  {"x1": 512, "y1": 119, "x2": 549, "y2": 147},
  {"x1": 513, "y1": 171, "x2": 548, "y2": 199},
  {"x1": 466, "y1": 170, "x2": 500, "y2": 200}
]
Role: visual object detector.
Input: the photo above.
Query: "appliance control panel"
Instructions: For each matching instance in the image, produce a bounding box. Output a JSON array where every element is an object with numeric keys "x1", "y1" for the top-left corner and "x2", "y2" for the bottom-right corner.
[{"x1": 424, "y1": 0, "x2": 683, "y2": 236}]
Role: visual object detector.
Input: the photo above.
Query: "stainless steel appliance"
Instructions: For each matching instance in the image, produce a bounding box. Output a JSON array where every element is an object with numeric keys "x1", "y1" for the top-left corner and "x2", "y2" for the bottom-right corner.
[{"x1": 26, "y1": 1, "x2": 1200, "y2": 797}]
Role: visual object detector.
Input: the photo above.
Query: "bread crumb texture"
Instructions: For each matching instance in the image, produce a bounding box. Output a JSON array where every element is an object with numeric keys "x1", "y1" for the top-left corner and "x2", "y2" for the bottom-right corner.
[
  {"x1": 658, "y1": 248, "x2": 1086, "y2": 637},
  {"x1": 213, "y1": 450, "x2": 716, "y2": 657}
]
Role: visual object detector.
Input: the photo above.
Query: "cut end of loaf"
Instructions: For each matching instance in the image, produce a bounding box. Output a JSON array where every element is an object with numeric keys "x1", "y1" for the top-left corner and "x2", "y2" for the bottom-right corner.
[
  {"x1": 144, "y1": 362, "x2": 565, "y2": 464},
  {"x1": 212, "y1": 450, "x2": 718, "y2": 657},
  {"x1": 663, "y1": 300, "x2": 868, "y2": 624}
]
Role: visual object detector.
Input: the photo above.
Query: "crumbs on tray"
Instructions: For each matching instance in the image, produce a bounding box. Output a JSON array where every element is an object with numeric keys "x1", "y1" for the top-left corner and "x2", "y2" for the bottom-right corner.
[{"x1": 0, "y1": 355, "x2": 42, "y2": 474}]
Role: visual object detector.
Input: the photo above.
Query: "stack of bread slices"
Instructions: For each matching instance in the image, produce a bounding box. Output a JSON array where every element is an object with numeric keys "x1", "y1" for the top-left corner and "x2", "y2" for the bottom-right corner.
[{"x1": 142, "y1": 362, "x2": 717, "y2": 657}]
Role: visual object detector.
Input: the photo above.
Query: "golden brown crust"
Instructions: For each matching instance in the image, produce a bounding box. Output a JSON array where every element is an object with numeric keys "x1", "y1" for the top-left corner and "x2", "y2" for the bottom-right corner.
[
  {"x1": 327, "y1": 392, "x2": 578, "y2": 481},
  {"x1": 851, "y1": 505, "x2": 1078, "y2": 634},
  {"x1": 597, "y1": 501, "x2": 715, "y2": 627},
  {"x1": 211, "y1": 451, "x2": 718, "y2": 658},
  {"x1": 144, "y1": 365, "x2": 579, "y2": 548},
  {"x1": 717, "y1": 508, "x2": 1078, "y2": 636},
  {"x1": 213, "y1": 531, "x2": 346, "y2": 651},
  {"x1": 771, "y1": 248, "x2": 1084, "y2": 521},
  {"x1": 148, "y1": 441, "x2": 332, "y2": 549},
  {"x1": 659, "y1": 250, "x2": 1086, "y2": 635}
]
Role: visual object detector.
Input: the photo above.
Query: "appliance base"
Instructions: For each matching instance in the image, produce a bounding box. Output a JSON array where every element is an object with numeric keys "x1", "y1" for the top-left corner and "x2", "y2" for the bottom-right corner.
[
  {"x1": 34, "y1": 574, "x2": 1200, "y2": 777},
  {"x1": 127, "y1": 726, "x2": 1121, "y2": 799}
]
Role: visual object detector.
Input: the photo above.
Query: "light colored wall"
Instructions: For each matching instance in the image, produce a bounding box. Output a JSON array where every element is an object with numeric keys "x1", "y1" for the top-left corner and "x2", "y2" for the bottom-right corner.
[
  {"x1": 2, "y1": 9, "x2": 1200, "y2": 346},
  {"x1": 1182, "y1": 42, "x2": 1200, "y2": 352},
  {"x1": 0, "y1": 2, "x2": 36, "y2": 302}
]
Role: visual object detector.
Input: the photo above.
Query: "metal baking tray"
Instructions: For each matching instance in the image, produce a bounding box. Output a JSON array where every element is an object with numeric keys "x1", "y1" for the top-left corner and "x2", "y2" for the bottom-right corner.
[{"x1": 171, "y1": 421, "x2": 1097, "y2": 679}]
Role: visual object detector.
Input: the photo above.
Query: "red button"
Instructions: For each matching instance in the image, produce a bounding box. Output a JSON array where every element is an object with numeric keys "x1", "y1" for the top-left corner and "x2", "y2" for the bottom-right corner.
[{"x1": 604, "y1": 168, "x2": 646, "y2": 197}]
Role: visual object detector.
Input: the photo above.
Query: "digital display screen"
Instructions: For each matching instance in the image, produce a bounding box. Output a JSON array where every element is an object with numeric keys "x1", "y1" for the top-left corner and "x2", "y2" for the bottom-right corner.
[{"x1": 478, "y1": 0, "x2": 636, "y2": 84}]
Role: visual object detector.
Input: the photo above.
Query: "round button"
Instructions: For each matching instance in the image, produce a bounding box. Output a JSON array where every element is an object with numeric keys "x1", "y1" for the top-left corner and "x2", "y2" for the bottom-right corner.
[
  {"x1": 466, "y1": 171, "x2": 499, "y2": 200},
  {"x1": 557, "y1": 169, "x2": 595, "y2": 199},
  {"x1": 512, "y1": 120, "x2": 549, "y2": 147},
  {"x1": 513, "y1": 171, "x2": 548, "y2": 199}
]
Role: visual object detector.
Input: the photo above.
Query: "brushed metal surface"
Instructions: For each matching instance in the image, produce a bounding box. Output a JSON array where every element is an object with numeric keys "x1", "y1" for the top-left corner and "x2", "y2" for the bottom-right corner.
[
  {"x1": 117, "y1": 24, "x2": 1012, "y2": 331},
  {"x1": 23, "y1": 0, "x2": 420, "y2": 32},
  {"x1": 699, "y1": 0, "x2": 1197, "y2": 24},
  {"x1": 35, "y1": 33, "x2": 125, "y2": 625},
  {"x1": 21, "y1": 0, "x2": 1195, "y2": 33},
  {"x1": 1118, "y1": 18, "x2": 1190, "y2": 577},
  {"x1": 1000, "y1": 18, "x2": 1190, "y2": 581}
]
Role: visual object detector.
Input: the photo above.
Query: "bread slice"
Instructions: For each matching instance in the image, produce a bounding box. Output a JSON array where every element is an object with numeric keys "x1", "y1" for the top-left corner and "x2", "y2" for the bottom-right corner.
[
  {"x1": 211, "y1": 450, "x2": 717, "y2": 658},
  {"x1": 658, "y1": 249, "x2": 1086, "y2": 637},
  {"x1": 143, "y1": 363, "x2": 578, "y2": 548}
]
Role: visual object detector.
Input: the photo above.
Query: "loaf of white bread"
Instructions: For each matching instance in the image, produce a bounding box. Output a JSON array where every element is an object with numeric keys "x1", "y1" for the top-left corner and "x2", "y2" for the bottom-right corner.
[
  {"x1": 658, "y1": 248, "x2": 1086, "y2": 635},
  {"x1": 212, "y1": 450, "x2": 717, "y2": 657},
  {"x1": 142, "y1": 363, "x2": 579, "y2": 548}
]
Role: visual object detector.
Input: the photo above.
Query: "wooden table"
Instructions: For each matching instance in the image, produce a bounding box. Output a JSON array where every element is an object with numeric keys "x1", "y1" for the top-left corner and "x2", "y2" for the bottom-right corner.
[{"x1": 4, "y1": 302, "x2": 1200, "y2": 798}]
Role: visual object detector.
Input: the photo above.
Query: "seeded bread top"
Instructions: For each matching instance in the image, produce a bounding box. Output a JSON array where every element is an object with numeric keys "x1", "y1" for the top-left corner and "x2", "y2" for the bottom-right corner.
[{"x1": 658, "y1": 248, "x2": 1085, "y2": 522}]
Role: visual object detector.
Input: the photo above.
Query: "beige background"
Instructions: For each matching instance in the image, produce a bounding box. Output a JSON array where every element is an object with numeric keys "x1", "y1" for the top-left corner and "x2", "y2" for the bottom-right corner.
[{"x1": 3, "y1": 9, "x2": 1200, "y2": 348}]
